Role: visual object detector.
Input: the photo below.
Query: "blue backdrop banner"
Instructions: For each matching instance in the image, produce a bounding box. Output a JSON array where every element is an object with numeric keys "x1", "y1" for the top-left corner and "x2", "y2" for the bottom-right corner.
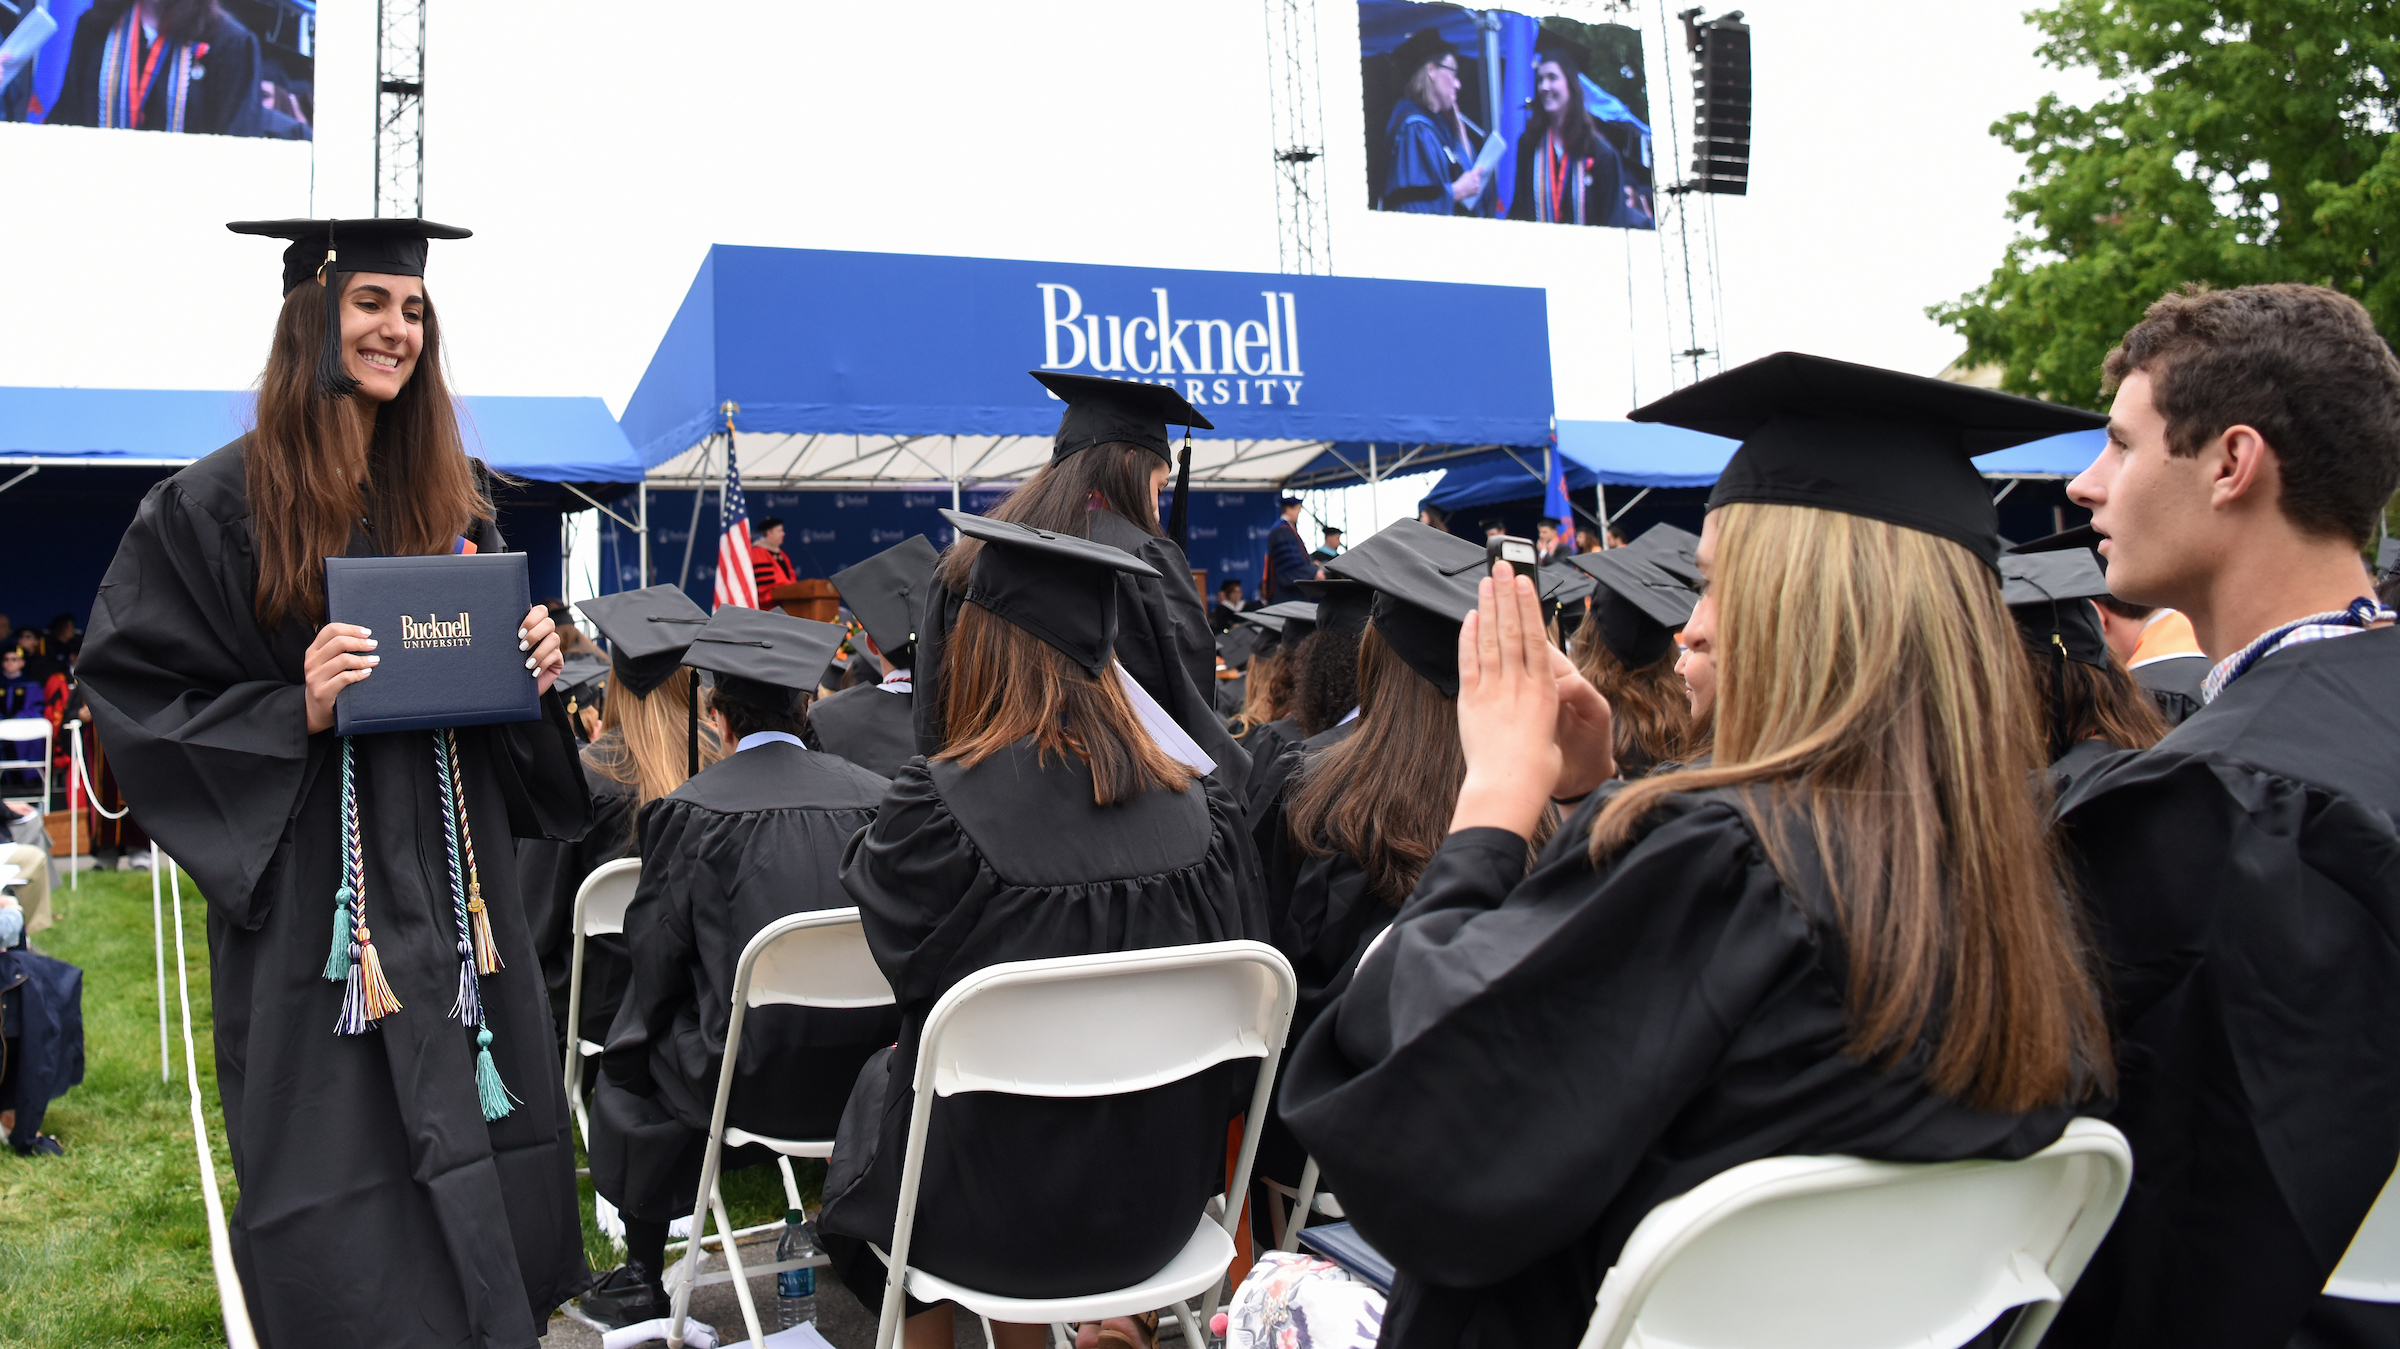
[
  {"x1": 618, "y1": 247, "x2": 1555, "y2": 466},
  {"x1": 601, "y1": 488, "x2": 1289, "y2": 610}
]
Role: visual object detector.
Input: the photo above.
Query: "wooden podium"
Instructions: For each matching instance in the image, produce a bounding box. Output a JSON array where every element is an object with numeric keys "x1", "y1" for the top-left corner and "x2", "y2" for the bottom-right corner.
[{"x1": 770, "y1": 579, "x2": 840, "y2": 623}]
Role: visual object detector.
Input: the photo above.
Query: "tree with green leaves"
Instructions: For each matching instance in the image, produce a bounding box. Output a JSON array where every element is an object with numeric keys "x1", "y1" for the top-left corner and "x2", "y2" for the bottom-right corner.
[{"x1": 1932, "y1": 1, "x2": 2400, "y2": 410}]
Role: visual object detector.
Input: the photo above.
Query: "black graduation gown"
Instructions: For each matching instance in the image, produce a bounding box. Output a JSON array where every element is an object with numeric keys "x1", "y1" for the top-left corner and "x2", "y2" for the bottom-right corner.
[
  {"x1": 1281, "y1": 789, "x2": 2079, "y2": 1349},
  {"x1": 77, "y1": 440, "x2": 596, "y2": 1348},
  {"x1": 589, "y1": 740, "x2": 898, "y2": 1223},
  {"x1": 50, "y1": 4, "x2": 270, "y2": 137},
  {"x1": 819, "y1": 743, "x2": 1270, "y2": 1297},
  {"x1": 1245, "y1": 721, "x2": 1379, "y2": 1191},
  {"x1": 2047, "y1": 628, "x2": 2400, "y2": 1349},
  {"x1": 912, "y1": 509, "x2": 1248, "y2": 783},
  {"x1": 2047, "y1": 737, "x2": 2123, "y2": 802},
  {"x1": 514, "y1": 758, "x2": 638, "y2": 1059},
  {"x1": 805, "y1": 680, "x2": 916, "y2": 778},
  {"x1": 1237, "y1": 717, "x2": 1307, "y2": 820},
  {"x1": 2132, "y1": 653, "x2": 2209, "y2": 727}
]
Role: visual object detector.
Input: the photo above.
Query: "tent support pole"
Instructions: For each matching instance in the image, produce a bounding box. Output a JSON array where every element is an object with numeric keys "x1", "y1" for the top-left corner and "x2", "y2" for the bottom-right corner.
[
  {"x1": 1596, "y1": 483, "x2": 1609, "y2": 545},
  {"x1": 1605, "y1": 487, "x2": 1651, "y2": 527},
  {"x1": 951, "y1": 436, "x2": 961, "y2": 512},
  {"x1": 639, "y1": 483, "x2": 650, "y2": 587},
  {"x1": 677, "y1": 437, "x2": 712, "y2": 592},
  {"x1": 0, "y1": 466, "x2": 39, "y2": 496}
]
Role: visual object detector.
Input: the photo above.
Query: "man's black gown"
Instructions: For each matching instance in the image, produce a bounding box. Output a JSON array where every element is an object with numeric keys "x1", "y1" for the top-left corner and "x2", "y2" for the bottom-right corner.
[
  {"x1": 2047, "y1": 627, "x2": 2400, "y2": 1349},
  {"x1": 913, "y1": 510, "x2": 1247, "y2": 782},
  {"x1": 77, "y1": 440, "x2": 596, "y2": 1348},
  {"x1": 1281, "y1": 788, "x2": 2082, "y2": 1349},
  {"x1": 590, "y1": 739, "x2": 898, "y2": 1223},
  {"x1": 805, "y1": 680, "x2": 915, "y2": 779},
  {"x1": 820, "y1": 743, "x2": 1269, "y2": 1298}
]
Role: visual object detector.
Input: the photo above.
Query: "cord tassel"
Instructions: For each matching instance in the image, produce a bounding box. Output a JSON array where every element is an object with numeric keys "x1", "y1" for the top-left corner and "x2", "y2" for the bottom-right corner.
[
  {"x1": 473, "y1": 1027, "x2": 517, "y2": 1121},
  {"x1": 449, "y1": 943, "x2": 482, "y2": 1028},
  {"x1": 357, "y1": 926, "x2": 402, "y2": 1022},
  {"x1": 324, "y1": 887, "x2": 355, "y2": 981},
  {"x1": 469, "y1": 889, "x2": 502, "y2": 976}
]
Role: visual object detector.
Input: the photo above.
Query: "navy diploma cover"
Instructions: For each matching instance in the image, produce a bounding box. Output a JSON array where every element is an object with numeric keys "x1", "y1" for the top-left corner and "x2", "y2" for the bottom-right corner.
[{"x1": 325, "y1": 553, "x2": 541, "y2": 736}]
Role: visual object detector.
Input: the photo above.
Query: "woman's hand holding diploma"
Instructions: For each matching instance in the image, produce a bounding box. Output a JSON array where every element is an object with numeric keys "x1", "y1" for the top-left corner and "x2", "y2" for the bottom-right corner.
[
  {"x1": 304, "y1": 603, "x2": 566, "y2": 734},
  {"x1": 1448, "y1": 562, "x2": 1615, "y2": 839}
]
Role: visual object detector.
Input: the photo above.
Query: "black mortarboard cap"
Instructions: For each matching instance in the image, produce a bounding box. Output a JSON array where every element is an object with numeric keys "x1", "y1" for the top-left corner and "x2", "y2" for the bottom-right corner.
[
  {"x1": 1029, "y1": 371, "x2": 1215, "y2": 463},
  {"x1": 1570, "y1": 549, "x2": 1697, "y2": 668},
  {"x1": 1235, "y1": 609, "x2": 1288, "y2": 635},
  {"x1": 228, "y1": 217, "x2": 472, "y2": 399},
  {"x1": 1257, "y1": 599, "x2": 1320, "y2": 646},
  {"x1": 1624, "y1": 523, "x2": 1703, "y2": 588},
  {"x1": 575, "y1": 585, "x2": 710, "y2": 697},
  {"x1": 1325, "y1": 520, "x2": 1574, "y2": 696},
  {"x1": 830, "y1": 534, "x2": 939, "y2": 659},
  {"x1": 2008, "y1": 524, "x2": 2104, "y2": 557},
  {"x1": 556, "y1": 653, "x2": 611, "y2": 712},
  {"x1": 1391, "y1": 27, "x2": 1455, "y2": 76},
  {"x1": 943, "y1": 508, "x2": 1159, "y2": 674},
  {"x1": 1296, "y1": 577, "x2": 1374, "y2": 635},
  {"x1": 1216, "y1": 626, "x2": 1263, "y2": 669},
  {"x1": 2000, "y1": 551, "x2": 2111, "y2": 668},
  {"x1": 1629, "y1": 352, "x2": 2107, "y2": 572},
  {"x1": 683, "y1": 605, "x2": 848, "y2": 712},
  {"x1": 1535, "y1": 26, "x2": 1590, "y2": 75}
]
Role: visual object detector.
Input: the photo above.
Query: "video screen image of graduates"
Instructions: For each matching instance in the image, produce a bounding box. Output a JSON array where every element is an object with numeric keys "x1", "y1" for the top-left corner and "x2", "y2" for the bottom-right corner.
[
  {"x1": 0, "y1": 0, "x2": 315, "y2": 138},
  {"x1": 1361, "y1": 0, "x2": 1653, "y2": 229}
]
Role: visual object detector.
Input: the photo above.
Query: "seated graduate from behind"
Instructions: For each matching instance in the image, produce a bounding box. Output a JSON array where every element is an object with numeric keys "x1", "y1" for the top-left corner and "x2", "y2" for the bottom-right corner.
[
  {"x1": 1998, "y1": 548, "x2": 2168, "y2": 797},
  {"x1": 1281, "y1": 354, "x2": 2115, "y2": 1349},
  {"x1": 517, "y1": 585, "x2": 721, "y2": 1063},
  {"x1": 821, "y1": 509, "x2": 1269, "y2": 1349},
  {"x1": 1239, "y1": 579, "x2": 1372, "y2": 821},
  {"x1": 580, "y1": 605, "x2": 897, "y2": 1329},
  {"x1": 808, "y1": 534, "x2": 939, "y2": 778},
  {"x1": 1245, "y1": 523, "x2": 1549, "y2": 1234},
  {"x1": 1563, "y1": 547, "x2": 1701, "y2": 778},
  {"x1": 1226, "y1": 611, "x2": 1292, "y2": 743},
  {"x1": 913, "y1": 372, "x2": 1246, "y2": 784}
]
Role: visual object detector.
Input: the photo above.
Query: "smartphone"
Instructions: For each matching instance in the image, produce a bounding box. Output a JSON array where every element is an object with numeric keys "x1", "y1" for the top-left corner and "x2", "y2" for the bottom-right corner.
[{"x1": 1486, "y1": 534, "x2": 1539, "y2": 576}]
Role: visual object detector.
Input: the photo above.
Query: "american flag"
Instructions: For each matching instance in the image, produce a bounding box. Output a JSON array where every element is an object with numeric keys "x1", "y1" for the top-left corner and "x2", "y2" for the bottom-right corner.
[{"x1": 713, "y1": 440, "x2": 761, "y2": 610}]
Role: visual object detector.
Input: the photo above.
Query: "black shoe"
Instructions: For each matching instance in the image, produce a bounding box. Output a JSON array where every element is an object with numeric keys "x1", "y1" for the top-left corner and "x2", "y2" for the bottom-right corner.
[
  {"x1": 10, "y1": 1134, "x2": 64, "y2": 1157},
  {"x1": 577, "y1": 1259, "x2": 667, "y2": 1328}
]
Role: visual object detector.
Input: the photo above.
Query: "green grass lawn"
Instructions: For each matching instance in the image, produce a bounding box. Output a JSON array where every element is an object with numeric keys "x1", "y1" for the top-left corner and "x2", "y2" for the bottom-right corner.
[
  {"x1": 0, "y1": 867, "x2": 237, "y2": 1348},
  {"x1": 0, "y1": 864, "x2": 820, "y2": 1346}
]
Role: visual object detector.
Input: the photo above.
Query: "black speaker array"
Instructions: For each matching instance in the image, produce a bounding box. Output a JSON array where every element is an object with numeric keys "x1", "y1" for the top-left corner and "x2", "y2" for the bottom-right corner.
[{"x1": 1685, "y1": 11, "x2": 1751, "y2": 196}]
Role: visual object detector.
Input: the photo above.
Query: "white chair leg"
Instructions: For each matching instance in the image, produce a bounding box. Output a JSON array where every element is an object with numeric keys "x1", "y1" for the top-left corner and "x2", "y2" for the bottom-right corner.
[
  {"x1": 980, "y1": 1314, "x2": 997, "y2": 1349},
  {"x1": 779, "y1": 1155, "x2": 804, "y2": 1212},
  {"x1": 1170, "y1": 1301, "x2": 1208, "y2": 1348},
  {"x1": 1279, "y1": 1158, "x2": 1322, "y2": 1253},
  {"x1": 1051, "y1": 1322, "x2": 1073, "y2": 1349},
  {"x1": 718, "y1": 1181, "x2": 770, "y2": 1349}
]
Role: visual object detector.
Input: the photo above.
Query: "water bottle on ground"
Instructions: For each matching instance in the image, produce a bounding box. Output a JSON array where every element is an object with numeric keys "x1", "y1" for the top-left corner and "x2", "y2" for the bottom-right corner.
[{"x1": 775, "y1": 1208, "x2": 820, "y2": 1329}]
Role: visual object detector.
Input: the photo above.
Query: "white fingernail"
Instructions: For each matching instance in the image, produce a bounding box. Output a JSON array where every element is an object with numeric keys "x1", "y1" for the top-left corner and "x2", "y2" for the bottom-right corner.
[
  {"x1": 359, "y1": 627, "x2": 372, "y2": 637},
  {"x1": 365, "y1": 655, "x2": 379, "y2": 665},
  {"x1": 525, "y1": 656, "x2": 537, "y2": 670},
  {"x1": 517, "y1": 628, "x2": 527, "y2": 640},
  {"x1": 518, "y1": 639, "x2": 529, "y2": 651}
]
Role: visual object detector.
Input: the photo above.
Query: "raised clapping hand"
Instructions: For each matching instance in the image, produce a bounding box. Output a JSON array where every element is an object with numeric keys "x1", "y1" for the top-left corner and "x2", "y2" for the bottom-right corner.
[
  {"x1": 1447, "y1": 561, "x2": 1616, "y2": 840},
  {"x1": 303, "y1": 604, "x2": 566, "y2": 735}
]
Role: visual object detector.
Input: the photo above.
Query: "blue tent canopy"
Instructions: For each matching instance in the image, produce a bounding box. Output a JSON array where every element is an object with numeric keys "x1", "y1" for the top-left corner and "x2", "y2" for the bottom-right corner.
[
  {"x1": 0, "y1": 387, "x2": 646, "y2": 482},
  {"x1": 1423, "y1": 451, "x2": 1598, "y2": 511},
  {"x1": 1973, "y1": 428, "x2": 2105, "y2": 479},
  {"x1": 617, "y1": 246, "x2": 1553, "y2": 489}
]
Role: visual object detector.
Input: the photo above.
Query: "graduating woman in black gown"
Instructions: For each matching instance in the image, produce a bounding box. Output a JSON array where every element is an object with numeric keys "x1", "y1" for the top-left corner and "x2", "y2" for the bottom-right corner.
[
  {"x1": 913, "y1": 372, "x2": 1245, "y2": 783},
  {"x1": 1282, "y1": 354, "x2": 2117, "y2": 1349},
  {"x1": 823, "y1": 509, "x2": 1269, "y2": 1349},
  {"x1": 78, "y1": 219, "x2": 592, "y2": 1348},
  {"x1": 1997, "y1": 550, "x2": 2167, "y2": 797}
]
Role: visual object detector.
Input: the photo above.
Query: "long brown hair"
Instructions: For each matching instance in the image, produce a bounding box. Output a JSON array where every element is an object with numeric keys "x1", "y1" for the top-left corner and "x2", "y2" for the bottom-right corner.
[
  {"x1": 1228, "y1": 645, "x2": 1292, "y2": 739},
  {"x1": 937, "y1": 601, "x2": 1196, "y2": 805},
  {"x1": 2029, "y1": 649, "x2": 2170, "y2": 760},
  {"x1": 1592, "y1": 503, "x2": 2110, "y2": 1112},
  {"x1": 584, "y1": 669, "x2": 723, "y2": 808},
  {"x1": 1570, "y1": 628, "x2": 1698, "y2": 778},
  {"x1": 1288, "y1": 625, "x2": 1466, "y2": 903},
  {"x1": 935, "y1": 444, "x2": 1161, "y2": 594},
  {"x1": 248, "y1": 275, "x2": 488, "y2": 629}
]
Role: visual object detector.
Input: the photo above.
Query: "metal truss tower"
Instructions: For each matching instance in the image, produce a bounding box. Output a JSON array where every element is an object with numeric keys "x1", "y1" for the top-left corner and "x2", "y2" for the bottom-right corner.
[
  {"x1": 1263, "y1": 0, "x2": 1333, "y2": 275},
  {"x1": 374, "y1": 0, "x2": 427, "y2": 218}
]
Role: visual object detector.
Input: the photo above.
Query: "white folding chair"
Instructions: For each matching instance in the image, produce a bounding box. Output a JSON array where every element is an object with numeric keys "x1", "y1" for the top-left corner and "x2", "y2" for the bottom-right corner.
[
  {"x1": 870, "y1": 940, "x2": 1299, "y2": 1349},
  {"x1": 1271, "y1": 1157, "x2": 1345, "y2": 1252},
  {"x1": 668, "y1": 907, "x2": 898, "y2": 1349},
  {"x1": 0, "y1": 716, "x2": 53, "y2": 811},
  {"x1": 2325, "y1": 1159, "x2": 2400, "y2": 1300},
  {"x1": 1575, "y1": 1117, "x2": 2132, "y2": 1349},
  {"x1": 562, "y1": 856, "x2": 643, "y2": 1151}
]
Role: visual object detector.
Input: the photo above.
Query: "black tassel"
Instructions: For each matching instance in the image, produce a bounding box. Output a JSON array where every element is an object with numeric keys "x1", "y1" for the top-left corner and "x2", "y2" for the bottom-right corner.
[
  {"x1": 1168, "y1": 429, "x2": 1193, "y2": 551},
  {"x1": 315, "y1": 236, "x2": 360, "y2": 400}
]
